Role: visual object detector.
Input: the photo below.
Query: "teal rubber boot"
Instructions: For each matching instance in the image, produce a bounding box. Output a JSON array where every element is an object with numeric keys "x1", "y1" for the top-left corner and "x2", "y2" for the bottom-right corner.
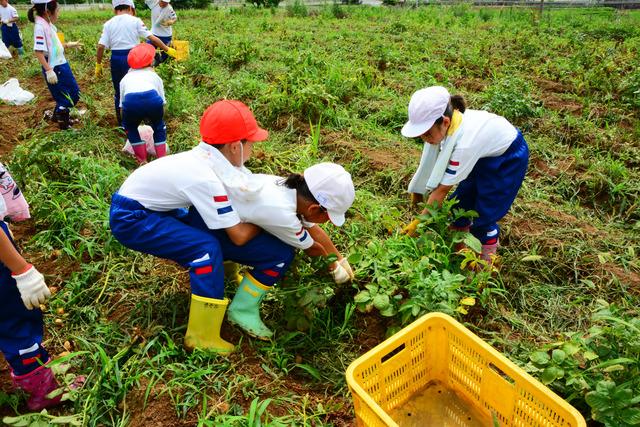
[{"x1": 227, "y1": 274, "x2": 273, "y2": 340}]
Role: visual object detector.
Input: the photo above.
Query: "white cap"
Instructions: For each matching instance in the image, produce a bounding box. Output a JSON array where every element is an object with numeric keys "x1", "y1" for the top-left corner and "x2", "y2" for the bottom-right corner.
[
  {"x1": 31, "y1": 0, "x2": 52, "y2": 4},
  {"x1": 112, "y1": 0, "x2": 135, "y2": 8},
  {"x1": 401, "y1": 86, "x2": 450, "y2": 138},
  {"x1": 304, "y1": 162, "x2": 355, "y2": 227}
]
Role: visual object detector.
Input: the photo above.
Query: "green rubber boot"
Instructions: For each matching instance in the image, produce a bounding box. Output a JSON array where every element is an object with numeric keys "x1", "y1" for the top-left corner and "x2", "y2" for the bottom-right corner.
[{"x1": 227, "y1": 274, "x2": 273, "y2": 340}]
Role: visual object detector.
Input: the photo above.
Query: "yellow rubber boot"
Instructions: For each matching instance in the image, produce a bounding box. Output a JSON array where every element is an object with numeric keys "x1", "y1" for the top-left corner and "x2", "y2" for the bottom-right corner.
[
  {"x1": 223, "y1": 261, "x2": 243, "y2": 284},
  {"x1": 184, "y1": 295, "x2": 235, "y2": 354}
]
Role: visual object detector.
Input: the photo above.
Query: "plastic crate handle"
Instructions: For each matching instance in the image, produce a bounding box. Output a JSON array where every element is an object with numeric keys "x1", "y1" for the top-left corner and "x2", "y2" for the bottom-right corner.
[{"x1": 381, "y1": 343, "x2": 405, "y2": 364}]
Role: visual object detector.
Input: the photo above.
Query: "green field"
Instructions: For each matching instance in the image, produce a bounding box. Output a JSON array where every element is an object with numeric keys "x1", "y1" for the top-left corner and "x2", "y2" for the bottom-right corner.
[{"x1": 0, "y1": 4, "x2": 639, "y2": 426}]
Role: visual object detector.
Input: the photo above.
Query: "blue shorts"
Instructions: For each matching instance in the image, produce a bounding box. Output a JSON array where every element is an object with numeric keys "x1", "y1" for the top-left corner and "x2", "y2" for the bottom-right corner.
[
  {"x1": 451, "y1": 131, "x2": 529, "y2": 244},
  {"x1": 1, "y1": 23, "x2": 22, "y2": 49}
]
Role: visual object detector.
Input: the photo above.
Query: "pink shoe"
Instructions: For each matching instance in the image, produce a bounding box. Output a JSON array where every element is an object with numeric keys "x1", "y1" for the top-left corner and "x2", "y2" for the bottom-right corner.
[
  {"x1": 154, "y1": 142, "x2": 167, "y2": 158},
  {"x1": 131, "y1": 143, "x2": 148, "y2": 164},
  {"x1": 11, "y1": 364, "x2": 62, "y2": 411},
  {"x1": 480, "y1": 241, "x2": 499, "y2": 264}
]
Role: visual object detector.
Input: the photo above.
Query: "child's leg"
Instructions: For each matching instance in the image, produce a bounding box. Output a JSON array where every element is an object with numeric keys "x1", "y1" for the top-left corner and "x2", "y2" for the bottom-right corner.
[
  {"x1": 0, "y1": 222, "x2": 60, "y2": 410},
  {"x1": 110, "y1": 50, "x2": 130, "y2": 125},
  {"x1": 122, "y1": 95, "x2": 146, "y2": 163},
  {"x1": 148, "y1": 94, "x2": 167, "y2": 158}
]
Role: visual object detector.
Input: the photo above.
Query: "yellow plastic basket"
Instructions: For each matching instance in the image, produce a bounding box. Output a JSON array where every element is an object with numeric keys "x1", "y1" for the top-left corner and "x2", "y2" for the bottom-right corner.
[
  {"x1": 172, "y1": 40, "x2": 189, "y2": 62},
  {"x1": 346, "y1": 313, "x2": 586, "y2": 427}
]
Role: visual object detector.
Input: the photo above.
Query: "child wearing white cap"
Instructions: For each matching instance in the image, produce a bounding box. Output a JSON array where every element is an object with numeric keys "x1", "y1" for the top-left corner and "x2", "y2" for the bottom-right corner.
[
  {"x1": 144, "y1": 0, "x2": 176, "y2": 65},
  {"x1": 28, "y1": 0, "x2": 81, "y2": 130},
  {"x1": 95, "y1": 0, "x2": 177, "y2": 125},
  {"x1": 184, "y1": 161, "x2": 356, "y2": 340},
  {"x1": 0, "y1": 0, "x2": 24, "y2": 57},
  {"x1": 401, "y1": 86, "x2": 529, "y2": 264}
]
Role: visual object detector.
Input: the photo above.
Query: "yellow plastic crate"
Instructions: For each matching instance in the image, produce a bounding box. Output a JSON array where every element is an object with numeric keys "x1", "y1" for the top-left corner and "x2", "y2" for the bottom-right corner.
[
  {"x1": 172, "y1": 40, "x2": 189, "y2": 62},
  {"x1": 346, "y1": 313, "x2": 586, "y2": 427}
]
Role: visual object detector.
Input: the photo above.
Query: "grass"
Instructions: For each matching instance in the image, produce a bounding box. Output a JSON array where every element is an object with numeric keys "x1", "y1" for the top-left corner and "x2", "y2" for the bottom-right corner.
[{"x1": 0, "y1": 3, "x2": 639, "y2": 426}]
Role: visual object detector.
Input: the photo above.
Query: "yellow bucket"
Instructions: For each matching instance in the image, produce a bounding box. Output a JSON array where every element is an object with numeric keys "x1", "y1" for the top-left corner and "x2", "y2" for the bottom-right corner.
[
  {"x1": 57, "y1": 32, "x2": 64, "y2": 44},
  {"x1": 346, "y1": 313, "x2": 587, "y2": 427},
  {"x1": 172, "y1": 40, "x2": 189, "y2": 62}
]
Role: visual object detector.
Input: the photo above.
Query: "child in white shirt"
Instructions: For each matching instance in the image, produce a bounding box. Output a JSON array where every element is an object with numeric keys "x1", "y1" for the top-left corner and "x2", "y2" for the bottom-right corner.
[
  {"x1": 0, "y1": 0, "x2": 24, "y2": 56},
  {"x1": 144, "y1": 0, "x2": 176, "y2": 65},
  {"x1": 95, "y1": 0, "x2": 176, "y2": 125},
  {"x1": 119, "y1": 43, "x2": 167, "y2": 164}
]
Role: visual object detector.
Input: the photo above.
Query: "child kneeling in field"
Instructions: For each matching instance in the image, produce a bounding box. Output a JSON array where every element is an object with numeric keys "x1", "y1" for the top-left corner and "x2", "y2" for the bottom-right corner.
[
  {"x1": 120, "y1": 43, "x2": 167, "y2": 164},
  {"x1": 185, "y1": 162, "x2": 356, "y2": 341},
  {"x1": 0, "y1": 163, "x2": 67, "y2": 410}
]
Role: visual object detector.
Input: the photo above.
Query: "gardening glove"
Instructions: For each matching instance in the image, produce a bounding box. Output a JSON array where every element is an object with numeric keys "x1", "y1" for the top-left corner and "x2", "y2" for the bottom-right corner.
[
  {"x1": 166, "y1": 47, "x2": 178, "y2": 58},
  {"x1": 94, "y1": 62, "x2": 102, "y2": 77},
  {"x1": 65, "y1": 41, "x2": 83, "y2": 49},
  {"x1": 45, "y1": 69, "x2": 58, "y2": 85},
  {"x1": 161, "y1": 18, "x2": 176, "y2": 26},
  {"x1": 12, "y1": 265, "x2": 51, "y2": 310},
  {"x1": 330, "y1": 262, "x2": 351, "y2": 285},
  {"x1": 410, "y1": 193, "x2": 424, "y2": 206},
  {"x1": 339, "y1": 258, "x2": 355, "y2": 281},
  {"x1": 401, "y1": 219, "x2": 420, "y2": 237}
]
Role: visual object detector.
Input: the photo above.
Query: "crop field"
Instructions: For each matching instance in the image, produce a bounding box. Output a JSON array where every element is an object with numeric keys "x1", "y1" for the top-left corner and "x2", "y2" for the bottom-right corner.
[{"x1": 0, "y1": 3, "x2": 639, "y2": 426}]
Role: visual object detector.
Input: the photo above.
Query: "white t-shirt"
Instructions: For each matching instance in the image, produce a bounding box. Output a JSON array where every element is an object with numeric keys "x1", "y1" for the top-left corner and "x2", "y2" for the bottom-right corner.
[
  {"x1": 145, "y1": 0, "x2": 177, "y2": 37},
  {"x1": 98, "y1": 14, "x2": 152, "y2": 50},
  {"x1": 231, "y1": 174, "x2": 315, "y2": 250},
  {"x1": 118, "y1": 143, "x2": 241, "y2": 230},
  {"x1": 0, "y1": 5, "x2": 18, "y2": 25},
  {"x1": 119, "y1": 68, "x2": 165, "y2": 107},
  {"x1": 441, "y1": 109, "x2": 518, "y2": 186},
  {"x1": 33, "y1": 18, "x2": 66, "y2": 67}
]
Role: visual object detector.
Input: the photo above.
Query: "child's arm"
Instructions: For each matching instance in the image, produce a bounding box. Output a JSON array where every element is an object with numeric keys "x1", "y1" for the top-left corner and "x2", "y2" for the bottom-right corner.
[
  {"x1": 95, "y1": 44, "x2": 106, "y2": 75},
  {"x1": 34, "y1": 50, "x2": 51, "y2": 71},
  {"x1": 0, "y1": 229, "x2": 29, "y2": 273},
  {"x1": 305, "y1": 225, "x2": 354, "y2": 283},
  {"x1": 0, "y1": 229, "x2": 51, "y2": 310}
]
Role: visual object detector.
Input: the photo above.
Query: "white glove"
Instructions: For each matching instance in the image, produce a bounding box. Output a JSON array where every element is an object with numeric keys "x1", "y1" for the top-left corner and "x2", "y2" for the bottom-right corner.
[
  {"x1": 45, "y1": 69, "x2": 58, "y2": 85},
  {"x1": 331, "y1": 262, "x2": 351, "y2": 285},
  {"x1": 12, "y1": 265, "x2": 51, "y2": 310},
  {"x1": 339, "y1": 258, "x2": 355, "y2": 280}
]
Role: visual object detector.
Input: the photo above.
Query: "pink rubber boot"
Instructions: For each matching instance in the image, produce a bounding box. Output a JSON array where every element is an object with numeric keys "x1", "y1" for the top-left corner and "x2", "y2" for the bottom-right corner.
[
  {"x1": 154, "y1": 142, "x2": 167, "y2": 158},
  {"x1": 11, "y1": 364, "x2": 63, "y2": 411},
  {"x1": 131, "y1": 143, "x2": 148, "y2": 164},
  {"x1": 480, "y1": 241, "x2": 499, "y2": 264}
]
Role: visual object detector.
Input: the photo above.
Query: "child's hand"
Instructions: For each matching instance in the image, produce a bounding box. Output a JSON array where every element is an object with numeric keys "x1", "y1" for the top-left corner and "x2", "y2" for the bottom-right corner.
[{"x1": 12, "y1": 265, "x2": 51, "y2": 310}]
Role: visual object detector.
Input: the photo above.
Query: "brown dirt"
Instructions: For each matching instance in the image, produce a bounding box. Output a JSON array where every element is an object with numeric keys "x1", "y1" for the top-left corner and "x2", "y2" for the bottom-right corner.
[
  {"x1": 126, "y1": 378, "x2": 197, "y2": 427},
  {"x1": 322, "y1": 130, "x2": 420, "y2": 172}
]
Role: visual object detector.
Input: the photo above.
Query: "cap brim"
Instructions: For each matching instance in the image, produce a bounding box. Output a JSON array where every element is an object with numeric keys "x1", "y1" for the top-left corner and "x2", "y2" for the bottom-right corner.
[
  {"x1": 401, "y1": 119, "x2": 434, "y2": 138},
  {"x1": 327, "y1": 210, "x2": 345, "y2": 227},
  {"x1": 245, "y1": 127, "x2": 269, "y2": 142}
]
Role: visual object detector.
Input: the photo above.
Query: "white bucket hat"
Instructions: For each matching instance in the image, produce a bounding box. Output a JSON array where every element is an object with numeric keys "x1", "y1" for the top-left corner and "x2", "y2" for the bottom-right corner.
[
  {"x1": 304, "y1": 162, "x2": 355, "y2": 227},
  {"x1": 401, "y1": 86, "x2": 451, "y2": 138},
  {"x1": 112, "y1": 0, "x2": 136, "y2": 8}
]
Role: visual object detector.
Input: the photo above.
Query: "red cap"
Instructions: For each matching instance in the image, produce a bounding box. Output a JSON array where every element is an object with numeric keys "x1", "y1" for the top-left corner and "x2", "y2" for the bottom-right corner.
[
  {"x1": 127, "y1": 43, "x2": 156, "y2": 69},
  {"x1": 200, "y1": 100, "x2": 269, "y2": 145}
]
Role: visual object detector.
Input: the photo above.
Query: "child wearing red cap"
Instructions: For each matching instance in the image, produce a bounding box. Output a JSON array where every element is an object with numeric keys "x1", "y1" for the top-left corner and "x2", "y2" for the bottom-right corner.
[
  {"x1": 0, "y1": 163, "x2": 67, "y2": 410},
  {"x1": 109, "y1": 100, "x2": 285, "y2": 353},
  {"x1": 95, "y1": 0, "x2": 176, "y2": 125},
  {"x1": 120, "y1": 43, "x2": 167, "y2": 164}
]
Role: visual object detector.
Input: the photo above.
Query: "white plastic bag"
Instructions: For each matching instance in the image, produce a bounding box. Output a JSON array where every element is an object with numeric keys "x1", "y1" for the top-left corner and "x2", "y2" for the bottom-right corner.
[
  {"x1": 0, "y1": 40, "x2": 10, "y2": 59},
  {"x1": 122, "y1": 125, "x2": 169, "y2": 157},
  {"x1": 0, "y1": 79, "x2": 35, "y2": 105}
]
